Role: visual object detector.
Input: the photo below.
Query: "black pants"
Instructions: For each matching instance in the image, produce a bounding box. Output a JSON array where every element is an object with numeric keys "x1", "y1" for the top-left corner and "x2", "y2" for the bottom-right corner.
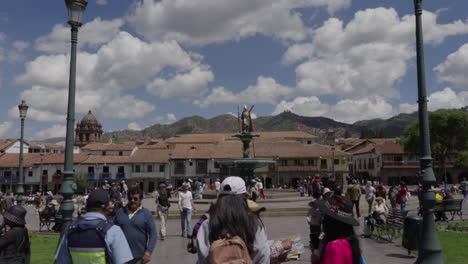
[
  {"x1": 352, "y1": 200, "x2": 360, "y2": 217},
  {"x1": 309, "y1": 225, "x2": 321, "y2": 249}
]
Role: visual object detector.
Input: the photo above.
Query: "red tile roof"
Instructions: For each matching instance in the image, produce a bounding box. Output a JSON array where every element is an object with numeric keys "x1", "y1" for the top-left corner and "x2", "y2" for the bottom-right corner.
[{"x1": 82, "y1": 142, "x2": 136, "y2": 151}]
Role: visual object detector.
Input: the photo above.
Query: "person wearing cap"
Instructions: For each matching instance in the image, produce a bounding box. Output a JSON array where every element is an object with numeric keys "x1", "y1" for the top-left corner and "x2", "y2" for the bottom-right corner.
[
  {"x1": 115, "y1": 187, "x2": 157, "y2": 264},
  {"x1": 55, "y1": 189, "x2": 133, "y2": 264},
  {"x1": 179, "y1": 183, "x2": 196, "y2": 237},
  {"x1": 155, "y1": 183, "x2": 170, "y2": 240},
  {"x1": 248, "y1": 179, "x2": 259, "y2": 202},
  {"x1": 196, "y1": 176, "x2": 270, "y2": 264},
  {"x1": 0, "y1": 205, "x2": 30, "y2": 263},
  {"x1": 315, "y1": 194, "x2": 363, "y2": 264}
]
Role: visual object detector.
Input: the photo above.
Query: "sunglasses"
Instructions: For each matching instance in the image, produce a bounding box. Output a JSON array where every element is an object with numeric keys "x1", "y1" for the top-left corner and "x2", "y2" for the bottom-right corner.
[{"x1": 128, "y1": 197, "x2": 140, "y2": 201}]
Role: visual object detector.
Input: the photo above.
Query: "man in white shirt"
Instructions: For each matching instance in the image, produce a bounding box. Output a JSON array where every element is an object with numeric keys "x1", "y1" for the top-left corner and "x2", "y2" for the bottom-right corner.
[
  {"x1": 178, "y1": 183, "x2": 196, "y2": 237},
  {"x1": 214, "y1": 179, "x2": 221, "y2": 193}
]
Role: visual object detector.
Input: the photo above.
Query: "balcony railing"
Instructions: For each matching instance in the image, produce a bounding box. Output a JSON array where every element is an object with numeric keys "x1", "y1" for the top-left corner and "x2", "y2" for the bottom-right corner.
[
  {"x1": 116, "y1": 172, "x2": 126, "y2": 180},
  {"x1": 100, "y1": 173, "x2": 113, "y2": 180},
  {"x1": 174, "y1": 168, "x2": 185, "y2": 175},
  {"x1": 0, "y1": 177, "x2": 19, "y2": 183},
  {"x1": 52, "y1": 174, "x2": 64, "y2": 182},
  {"x1": 88, "y1": 172, "x2": 96, "y2": 180},
  {"x1": 131, "y1": 172, "x2": 165, "y2": 179},
  {"x1": 196, "y1": 167, "x2": 207, "y2": 174}
]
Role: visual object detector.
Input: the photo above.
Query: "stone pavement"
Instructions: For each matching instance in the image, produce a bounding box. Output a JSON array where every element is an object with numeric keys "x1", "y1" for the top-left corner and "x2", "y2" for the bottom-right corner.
[
  {"x1": 23, "y1": 195, "x2": 467, "y2": 263},
  {"x1": 150, "y1": 216, "x2": 416, "y2": 264}
]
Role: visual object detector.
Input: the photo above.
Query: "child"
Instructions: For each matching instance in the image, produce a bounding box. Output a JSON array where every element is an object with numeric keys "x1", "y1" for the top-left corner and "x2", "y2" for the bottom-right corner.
[{"x1": 306, "y1": 199, "x2": 322, "y2": 260}]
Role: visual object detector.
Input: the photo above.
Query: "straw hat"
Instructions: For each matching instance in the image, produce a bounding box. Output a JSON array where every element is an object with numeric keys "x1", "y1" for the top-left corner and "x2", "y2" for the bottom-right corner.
[{"x1": 50, "y1": 200, "x2": 59, "y2": 206}]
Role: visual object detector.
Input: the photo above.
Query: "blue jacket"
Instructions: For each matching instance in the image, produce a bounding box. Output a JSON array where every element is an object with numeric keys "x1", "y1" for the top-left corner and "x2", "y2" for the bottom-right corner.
[{"x1": 114, "y1": 207, "x2": 157, "y2": 258}]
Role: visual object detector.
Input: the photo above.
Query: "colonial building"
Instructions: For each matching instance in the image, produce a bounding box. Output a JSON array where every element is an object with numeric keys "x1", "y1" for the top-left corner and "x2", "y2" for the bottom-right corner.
[
  {"x1": 346, "y1": 138, "x2": 466, "y2": 185},
  {"x1": 75, "y1": 110, "x2": 103, "y2": 147}
]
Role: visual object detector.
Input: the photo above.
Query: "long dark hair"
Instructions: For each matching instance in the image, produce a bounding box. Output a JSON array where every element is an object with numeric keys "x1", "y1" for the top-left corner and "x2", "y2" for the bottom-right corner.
[
  {"x1": 208, "y1": 193, "x2": 261, "y2": 255},
  {"x1": 321, "y1": 215, "x2": 361, "y2": 264}
]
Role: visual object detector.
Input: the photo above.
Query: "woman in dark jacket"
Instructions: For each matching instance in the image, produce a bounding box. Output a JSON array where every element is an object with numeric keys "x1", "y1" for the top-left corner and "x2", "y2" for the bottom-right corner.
[{"x1": 0, "y1": 205, "x2": 30, "y2": 264}]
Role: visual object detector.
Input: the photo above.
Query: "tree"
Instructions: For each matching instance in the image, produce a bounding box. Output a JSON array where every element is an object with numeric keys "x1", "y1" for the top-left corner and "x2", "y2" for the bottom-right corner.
[
  {"x1": 455, "y1": 151, "x2": 468, "y2": 168},
  {"x1": 401, "y1": 110, "x2": 468, "y2": 183},
  {"x1": 73, "y1": 173, "x2": 88, "y2": 195}
]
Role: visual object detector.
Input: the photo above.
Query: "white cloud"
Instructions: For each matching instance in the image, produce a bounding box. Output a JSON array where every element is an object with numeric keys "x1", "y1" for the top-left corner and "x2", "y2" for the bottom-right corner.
[
  {"x1": 16, "y1": 29, "x2": 204, "y2": 121},
  {"x1": 127, "y1": 0, "x2": 351, "y2": 46},
  {"x1": 435, "y1": 43, "x2": 468, "y2": 89},
  {"x1": 96, "y1": 0, "x2": 108, "y2": 5},
  {"x1": 273, "y1": 96, "x2": 394, "y2": 123},
  {"x1": 128, "y1": 122, "x2": 143, "y2": 131},
  {"x1": 146, "y1": 66, "x2": 214, "y2": 98},
  {"x1": 399, "y1": 87, "x2": 468, "y2": 113},
  {"x1": 33, "y1": 124, "x2": 66, "y2": 140},
  {"x1": 194, "y1": 76, "x2": 292, "y2": 107},
  {"x1": 0, "y1": 33, "x2": 29, "y2": 63},
  {"x1": 152, "y1": 113, "x2": 177, "y2": 125},
  {"x1": 35, "y1": 17, "x2": 124, "y2": 54},
  {"x1": 286, "y1": 8, "x2": 468, "y2": 99},
  {"x1": 0, "y1": 121, "x2": 12, "y2": 137}
]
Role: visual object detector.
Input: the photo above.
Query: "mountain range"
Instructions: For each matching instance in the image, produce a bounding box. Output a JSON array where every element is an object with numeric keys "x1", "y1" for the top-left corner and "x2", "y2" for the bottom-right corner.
[
  {"x1": 41, "y1": 107, "x2": 467, "y2": 144},
  {"x1": 101, "y1": 111, "x2": 418, "y2": 143}
]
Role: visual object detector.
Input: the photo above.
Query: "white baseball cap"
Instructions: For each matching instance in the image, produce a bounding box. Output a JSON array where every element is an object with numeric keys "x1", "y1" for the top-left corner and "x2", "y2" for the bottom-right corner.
[{"x1": 220, "y1": 176, "x2": 247, "y2": 195}]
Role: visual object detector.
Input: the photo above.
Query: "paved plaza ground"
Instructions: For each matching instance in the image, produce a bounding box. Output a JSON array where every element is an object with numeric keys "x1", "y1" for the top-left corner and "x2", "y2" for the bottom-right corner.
[{"x1": 24, "y1": 195, "x2": 467, "y2": 263}]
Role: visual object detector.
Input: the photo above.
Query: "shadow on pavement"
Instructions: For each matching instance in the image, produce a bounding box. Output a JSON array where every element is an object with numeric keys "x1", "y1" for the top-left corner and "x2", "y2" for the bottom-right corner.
[{"x1": 386, "y1": 253, "x2": 416, "y2": 259}]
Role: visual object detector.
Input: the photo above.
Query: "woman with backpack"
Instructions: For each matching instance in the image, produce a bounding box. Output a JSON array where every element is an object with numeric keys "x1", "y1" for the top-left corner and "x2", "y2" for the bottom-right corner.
[
  {"x1": 196, "y1": 176, "x2": 270, "y2": 264},
  {"x1": 314, "y1": 194, "x2": 363, "y2": 264}
]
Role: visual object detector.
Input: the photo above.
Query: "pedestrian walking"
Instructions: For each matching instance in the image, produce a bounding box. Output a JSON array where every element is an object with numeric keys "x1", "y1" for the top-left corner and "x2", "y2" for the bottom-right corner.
[
  {"x1": 461, "y1": 177, "x2": 468, "y2": 200},
  {"x1": 55, "y1": 189, "x2": 133, "y2": 264},
  {"x1": 194, "y1": 179, "x2": 202, "y2": 200},
  {"x1": 214, "y1": 178, "x2": 221, "y2": 194},
  {"x1": 0, "y1": 205, "x2": 30, "y2": 264},
  {"x1": 396, "y1": 182, "x2": 409, "y2": 211},
  {"x1": 388, "y1": 184, "x2": 398, "y2": 209},
  {"x1": 315, "y1": 194, "x2": 363, "y2": 264},
  {"x1": 256, "y1": 178, "x2": 265, "y2": 200},
  {"x1": 248, "y1": 180, "x2": 259, "y2": 202},
  {"x1": 196, "y1": 176, "x2": 270, "y2": 264},
  {"x1": 311, "y1": 176, "x2": 322, "y2": 199},
  {"x1": 347, "y1": 180, "x2": 362, "y2": 217},
  {"x1": 179, "y1": 183, "x2": 196, "y2": 238},
  {"x1": 307, "y1": 176, "x2": 313, "y2": 197},
  {"x1": 155, "y1": 183, "x2": 170, "y2": 240},
  {"x1": 114, "y1": 187, "x2": 157, "y2": 264},
  {"x1": 364, "y1": 181, "x2": 375, "y2": 215}
]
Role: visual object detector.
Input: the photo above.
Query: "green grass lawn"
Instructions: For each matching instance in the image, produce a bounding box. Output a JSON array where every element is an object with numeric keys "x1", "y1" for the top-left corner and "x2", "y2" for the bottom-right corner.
[
  {"x1": 439, "y1": 231, "x2": 468, "y2": 264},
  {"x1": 30, "y1": 232, "x2": 59, "y2": 264}
]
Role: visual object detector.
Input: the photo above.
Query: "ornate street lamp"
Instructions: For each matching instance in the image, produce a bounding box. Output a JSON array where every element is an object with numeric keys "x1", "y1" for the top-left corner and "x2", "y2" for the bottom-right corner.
[
  {"x1": 58, "y1": 0, "x2": 87, "y2": 236},
  {"x1": 16, "y1": 100, "x2": 28, "y2": 203},
  {"x1": 413, "y1": 0, "x2": 443, "y2": 263}
]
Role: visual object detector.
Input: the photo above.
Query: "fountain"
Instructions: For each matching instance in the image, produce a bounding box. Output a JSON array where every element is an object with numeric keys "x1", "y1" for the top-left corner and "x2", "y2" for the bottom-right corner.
[{"x1": 218, "y1": 105, "x2": 275, "y2": 183}]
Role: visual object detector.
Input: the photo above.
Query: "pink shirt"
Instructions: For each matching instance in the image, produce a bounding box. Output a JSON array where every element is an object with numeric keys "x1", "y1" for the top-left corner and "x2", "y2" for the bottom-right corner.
[{"x1": 314, "y1": 238, "x2": 353, "y2": 264}]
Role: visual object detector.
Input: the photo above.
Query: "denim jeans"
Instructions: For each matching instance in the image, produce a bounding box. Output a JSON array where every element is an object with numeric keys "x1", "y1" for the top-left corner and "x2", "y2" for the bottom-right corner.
[{"x1": 181, "y1": 208, "x2": 192, "y2": 236}]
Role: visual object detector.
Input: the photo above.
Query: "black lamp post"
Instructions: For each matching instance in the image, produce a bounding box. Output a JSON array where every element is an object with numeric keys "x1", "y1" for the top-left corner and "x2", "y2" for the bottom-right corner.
[
  {"x1": 413, "y1": 0, "x2": 444, "y2": 263},
  {"x1": 16, "y1": 100, "x2": 28, "y2": 203},
  {"x1": 58, "y1": 0, "x2": 87, "y2": 236}
]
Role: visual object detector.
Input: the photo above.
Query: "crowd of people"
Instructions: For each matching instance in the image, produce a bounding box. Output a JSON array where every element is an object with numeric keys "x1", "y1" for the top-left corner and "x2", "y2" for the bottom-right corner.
[{"x1": 0, "y1": 176, "x2": 464, "y2": 264}]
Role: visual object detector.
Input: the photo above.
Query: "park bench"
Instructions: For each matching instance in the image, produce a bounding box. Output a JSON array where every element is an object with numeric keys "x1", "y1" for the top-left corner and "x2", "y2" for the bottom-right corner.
[
  {"x1": 373, "y1": 209, "x2": 408, "y2": 242},
  {"x1": 433, "y1": 199, "x2": 463, "y2": 222},
  {"x1": 39, "y1": 207, "x2": 56, "y2": 232}
]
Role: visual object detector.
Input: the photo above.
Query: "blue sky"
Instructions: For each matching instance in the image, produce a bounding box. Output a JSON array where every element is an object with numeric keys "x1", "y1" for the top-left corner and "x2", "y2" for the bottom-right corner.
[{"x1": 0, "y1": 0, "x2": 467, "y2": 140}]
